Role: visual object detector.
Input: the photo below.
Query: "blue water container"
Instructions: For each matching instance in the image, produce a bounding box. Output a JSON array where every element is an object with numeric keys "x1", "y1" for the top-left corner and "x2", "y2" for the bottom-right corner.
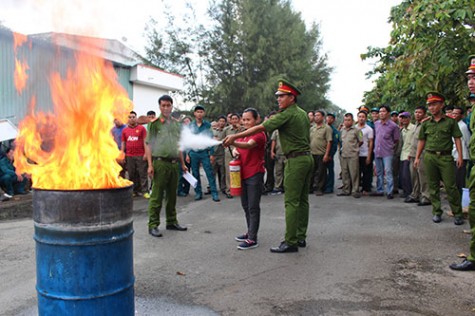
[{"x1": 33, "y1": 186, "x2": 135, "y2": 316}]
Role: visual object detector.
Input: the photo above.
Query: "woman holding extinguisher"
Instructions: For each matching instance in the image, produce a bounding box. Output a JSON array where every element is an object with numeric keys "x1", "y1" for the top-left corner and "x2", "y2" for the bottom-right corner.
[{"x1": 229, "y1": 108, "x2": 267, "y2": 250}]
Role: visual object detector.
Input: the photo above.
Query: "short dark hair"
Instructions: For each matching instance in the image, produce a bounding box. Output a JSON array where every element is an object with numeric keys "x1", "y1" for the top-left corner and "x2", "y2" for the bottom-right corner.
[
  {"x1": 307, "y1": 110, "x2": 315, "y2": 115},
  {"x1": 357, "y1": 110, "x2": 368, "y2": 117},
  {"x1": 379, "y1": 105, "x2": 391, "y2": 112},
  {"x1": 243, "y1": 108, "x2": 259, "y2": 120},
  {"x1": 147, "y1": 110, "x2": 156, "y2": 116},
  {"x1": 344, "y1": 113, "x2": 354, "y2": 119},
  {"x1": 453, "y1": 106, "x2": 464, "y2": 115},
  {"x1": 129, "y1": 111, "x2": 137, "y2": 116},
  {"x1": 158, "y1": 95, "x2": 173, "y2": 105},
  {"x1": 217, "y1": 115, "x2": 227, "y2": 121},
  {"x1": 415, "y1": 106, "x2": 427, "y2": 112},
  {"x1": 444, "y1": 105, "x2": 454, "y2": 111},
  {"x1": 230, "y1": 113, "x2": 240, "y2": 119},
  {"x1": 315, "y1": 110, "x2": 326, "y2": 116}
]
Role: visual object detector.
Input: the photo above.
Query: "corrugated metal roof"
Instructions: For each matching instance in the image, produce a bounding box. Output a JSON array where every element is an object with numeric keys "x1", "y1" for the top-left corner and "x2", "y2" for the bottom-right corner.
[
  {"x1": 0, "y1": 28, "x2": 133, "y2": 126},
  {"x1": 30, "y1": 32, "x2": 142, "y2": 67}
]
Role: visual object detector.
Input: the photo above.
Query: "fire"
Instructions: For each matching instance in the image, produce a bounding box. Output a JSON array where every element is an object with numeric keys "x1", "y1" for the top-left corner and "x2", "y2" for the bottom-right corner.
[
  {"x1": 13, "y1": 32, "x2": 29, "y2": 94},
  {"x1": 14, "y1": 58, "x2": 29, "y2": 94},
  {"x1": 14, "y1": 37, "x2": 133, "y2": 190},
  {"x1": 13, "y1": 32, "x2": 28, "y2": 50}
]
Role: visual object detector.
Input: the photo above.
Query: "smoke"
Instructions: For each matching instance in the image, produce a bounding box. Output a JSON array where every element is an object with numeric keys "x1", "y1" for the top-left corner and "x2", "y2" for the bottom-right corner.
[{"x1": 179, "y1": 126, "x2": 221, "y2": 151}]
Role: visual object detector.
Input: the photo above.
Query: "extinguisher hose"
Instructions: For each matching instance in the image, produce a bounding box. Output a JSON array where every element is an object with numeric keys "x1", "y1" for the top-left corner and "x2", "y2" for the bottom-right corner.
[{"x1": 228, "y1": 147, "x2": 235, "y2": 159}]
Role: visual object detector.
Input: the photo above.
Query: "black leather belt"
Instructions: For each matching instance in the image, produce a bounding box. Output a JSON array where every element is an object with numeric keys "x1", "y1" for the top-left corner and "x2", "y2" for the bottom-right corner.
[
  {"x1": 425, "y1": 150, "x2": 452, "y2": 156},
  {"x1": 285, "y1": 151, "x2": 310, "y2": 159},
  {"x1": 152, "y1": 156, "x2": 178, "y2": 163}
]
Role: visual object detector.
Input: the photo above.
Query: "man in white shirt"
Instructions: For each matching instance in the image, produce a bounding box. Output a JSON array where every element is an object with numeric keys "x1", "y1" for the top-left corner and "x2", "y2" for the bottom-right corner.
[
  {"x1": 356, "y1": 110, "x2": 374, "y2": 195},
  {"x1": 452, "y1": 106, "x2": 471, "y2": 191},
  {"x1": 399, "y1": 112, "x2": 415, "y2": 198}
]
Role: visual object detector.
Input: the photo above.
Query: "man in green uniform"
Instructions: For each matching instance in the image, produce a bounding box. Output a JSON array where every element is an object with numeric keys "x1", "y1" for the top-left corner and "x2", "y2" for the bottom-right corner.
[
  {"x1": 223, "y1": 79, "x2": 314, "y2": 253},
  {"x1": 146, "y1": 95, "x2": 188, "y2": 237},
  {"x1": 450, "y1": 54, "x2": 475, "y2": 271},
  {"x1": 414, "y1": 92, "x2": 464, "y2": 225}
]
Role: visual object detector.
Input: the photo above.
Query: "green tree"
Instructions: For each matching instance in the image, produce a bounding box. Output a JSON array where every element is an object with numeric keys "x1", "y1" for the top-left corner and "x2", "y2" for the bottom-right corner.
[
  {"x1": 142, "y1": 4, "x2": 205, "y2": 103},
  {"x1": 362, "y1": 0, "x2": 475, "y2": 111},
  {"x1": 143, "y1": 0, "x2": 333, "y2": 117},
  {"x1": 201, "y1": 0, "x2": 332, "y2": 116}
]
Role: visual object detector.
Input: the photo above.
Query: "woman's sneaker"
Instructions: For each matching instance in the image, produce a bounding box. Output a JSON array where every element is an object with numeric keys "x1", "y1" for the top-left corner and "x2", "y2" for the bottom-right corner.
[
  {"x1": 237, "y1": 239, "x2": 258, "y2": 250},
  {"x1": 235, "y1": 233, "x2": 248, "y2": 242}
]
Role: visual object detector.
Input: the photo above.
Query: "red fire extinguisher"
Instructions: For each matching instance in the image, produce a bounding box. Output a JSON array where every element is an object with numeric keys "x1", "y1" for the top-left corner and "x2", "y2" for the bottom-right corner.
[{"x1": 229, "y1": 159, "x2": 242, "y2": 196}]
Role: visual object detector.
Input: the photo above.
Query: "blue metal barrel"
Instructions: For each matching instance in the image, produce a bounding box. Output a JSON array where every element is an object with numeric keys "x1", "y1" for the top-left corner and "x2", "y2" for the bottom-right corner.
[{"x1": 33, "y1": 186, "x2": 135, "y2": 315}]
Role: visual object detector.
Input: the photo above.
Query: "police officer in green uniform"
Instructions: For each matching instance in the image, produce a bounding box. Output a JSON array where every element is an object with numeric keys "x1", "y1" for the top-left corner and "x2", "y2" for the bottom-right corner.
[
  {"x1": 414, "y1": 92, "x2": 464, "y2": 225},
  {"x1": 223, "y1": 79, "x2": 314, "y2": 253},
  {"x1": 450, "y1": 54, "x2": 475, "y2": 271},
  {"x1": 146, "y1": 95, "x2": 188, "y2": 237}
]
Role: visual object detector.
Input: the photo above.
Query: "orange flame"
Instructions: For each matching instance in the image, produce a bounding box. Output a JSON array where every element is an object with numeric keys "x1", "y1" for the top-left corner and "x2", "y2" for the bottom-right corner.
[
  {"x1": 14, "y1": 58, "x2": 29, "y2": 94},
  {"x1": 13, "y1": 32, "x2": 28, "y2": 51},
  {"x1": 14, "y1": 38, "x2": 133, "y2": 190},
  {"x1": 13, "y1": 32, "x2": 29, "y2": 94}
]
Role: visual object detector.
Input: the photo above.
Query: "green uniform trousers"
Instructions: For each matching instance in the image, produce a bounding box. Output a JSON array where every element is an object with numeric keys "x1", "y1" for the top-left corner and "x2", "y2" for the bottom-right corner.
[
  {"x1": 283, "y1": 154, "x2": 314, "y2": 246},
  {"x1": 423, "y1": 152, "x2": 462, "y2": 217},
  {"x1": 466, "y1": 163, "x2": 475, "y2": 262},
  {"x1": 148, "y1": 160, "x2": 179, "y2": 228}
]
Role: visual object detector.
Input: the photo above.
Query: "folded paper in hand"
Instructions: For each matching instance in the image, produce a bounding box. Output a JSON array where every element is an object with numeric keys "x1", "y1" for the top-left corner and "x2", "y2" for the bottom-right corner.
[{"x1": 183, "y1": 171, "x2": 198, "y2": 188}]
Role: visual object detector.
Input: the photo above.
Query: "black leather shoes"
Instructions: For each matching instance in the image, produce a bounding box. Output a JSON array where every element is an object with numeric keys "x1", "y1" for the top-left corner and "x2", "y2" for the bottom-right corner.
[
  {"x1": 449, "y1": 259, "x2": 475, "y2": 271},
  {"x1": 454, "y1": 217, "x2": 464, "y2": 226},
  {"x1": 404, "y1": 196, "x2": 418, "y2": 203},
  {"x1": 149, "y1": 227, "x2": 163, "y2": 237},
  {"x1": 225, "y1": 193, "x2": 233, "y2": 199},
  {"x1": 166, "y1": 223, "x2": 188, "y2": 231},
  {"x1": 418, "y1": 199, "x2": 431, "y2": 206},
  {"x1": 336, "y1": 192, "x2": 350, "y2": 196},
  {"x1": 270, "y1": 241, "x2": 298, "y2": 253},
  {"x1": 297, "y1": 240, "x2": 306, "y2": 248},
  {"x1": 387, "y1": 194, "x2": 394, "y2": 200},
  {"x1": 432, "y1": 215, "x2": 442, "y2": 223}
]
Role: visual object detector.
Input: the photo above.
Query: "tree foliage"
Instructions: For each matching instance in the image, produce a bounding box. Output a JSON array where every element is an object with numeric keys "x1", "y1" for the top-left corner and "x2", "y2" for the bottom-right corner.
[
  {"x1": 143, "y1": 0, "x2": 333, "y2": 117},
  {"x1": 361, "y1": 0, "x2": 475, "y2": 111},
  {"x1": 142, "y1": 4, "x2": 205, "y2": 103}
]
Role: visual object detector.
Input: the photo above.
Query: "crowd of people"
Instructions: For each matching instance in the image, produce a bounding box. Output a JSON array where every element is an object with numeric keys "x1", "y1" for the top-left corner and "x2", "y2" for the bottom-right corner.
[
  {"x1": 135, "y1": 56, "x2": 475, "y2": 268},
  {"x1": 3, "y1": 55, "x2": 475, "y2": 270}
]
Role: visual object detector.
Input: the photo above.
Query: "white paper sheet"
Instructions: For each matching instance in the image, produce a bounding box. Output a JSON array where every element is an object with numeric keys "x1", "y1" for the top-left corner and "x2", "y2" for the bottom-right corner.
[{"x1": 183, "y1": 171, "x2": 198, "y2": 188}]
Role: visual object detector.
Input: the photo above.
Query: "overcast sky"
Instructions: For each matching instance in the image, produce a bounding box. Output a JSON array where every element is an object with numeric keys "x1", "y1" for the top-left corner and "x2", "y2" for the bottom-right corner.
[{"x1": 0, "y1": 0, "x2": 402, "y2": 114}]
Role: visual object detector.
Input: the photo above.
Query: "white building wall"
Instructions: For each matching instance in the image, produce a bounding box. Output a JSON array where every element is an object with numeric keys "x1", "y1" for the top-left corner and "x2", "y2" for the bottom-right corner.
[
  {"x1": 130, "y1": 64, "x2": 185, "y2": 116},
  {"x1": 131, "y1": 84, "x2": 167, "y2": 116}
]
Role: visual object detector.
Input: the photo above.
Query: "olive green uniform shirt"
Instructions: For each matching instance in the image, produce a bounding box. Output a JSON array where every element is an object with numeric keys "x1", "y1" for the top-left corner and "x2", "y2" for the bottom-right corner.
[
  {"x1": 418, "y1": 115, "x2": 462, "y2": 151},
  {"x1": 271, "y1": 130, "x2": 284, "y2": 156},
  {"x1": 213, "y1": 128, "x2": 226, "y2": 156},
  {"x1": 310, "y1": 124, "x2": 333, "y2": 155},
  {"x1": 262, "y1": 103, "x2": 310, "y2": 155},
  {"x1": 146, "y1": 116, "x2": 181, "y2": 158},
  {"x1": 340, "y1": 126, "x2": 363, "y2": 158}
]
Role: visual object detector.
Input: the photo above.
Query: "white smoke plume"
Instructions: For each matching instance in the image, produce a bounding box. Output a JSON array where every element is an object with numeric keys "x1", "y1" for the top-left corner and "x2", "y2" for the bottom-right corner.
[{"x1": 179, "y1": 126, "x2": 221, "y2": 151}]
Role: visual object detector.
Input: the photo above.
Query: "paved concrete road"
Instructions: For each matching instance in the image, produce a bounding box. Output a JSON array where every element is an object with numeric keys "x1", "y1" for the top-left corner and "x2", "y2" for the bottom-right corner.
[{"x1": 1, "y1": 189, "x2": 474, "y2": 315}]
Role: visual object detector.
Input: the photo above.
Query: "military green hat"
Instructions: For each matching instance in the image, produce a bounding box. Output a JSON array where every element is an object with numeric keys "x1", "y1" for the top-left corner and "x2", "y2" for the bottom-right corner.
[
  {"x1": 370, "y1": 107, "x2": 379, "y2": 113},
  {"x1": 390, "y1": 111, "x2": 399, "y2": 116},
  {"x1": 466, "y1": 54, "x2": 475, "y2": 74},
  {"x1": 193, "y1": 105, "x2": 205, "y2": 112},
  {"x1": 467, "y1": 93, "x2": 475, "y2": 100},
  {"x1": 327, "y1": 112, "x2": 336, "y2": 118},
  {"x1": 426, "y1": 91, "x2": 445, "y2": 104},
  {"x1": 275, "y1": 79, "x2": 302, "y2": 96}
]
